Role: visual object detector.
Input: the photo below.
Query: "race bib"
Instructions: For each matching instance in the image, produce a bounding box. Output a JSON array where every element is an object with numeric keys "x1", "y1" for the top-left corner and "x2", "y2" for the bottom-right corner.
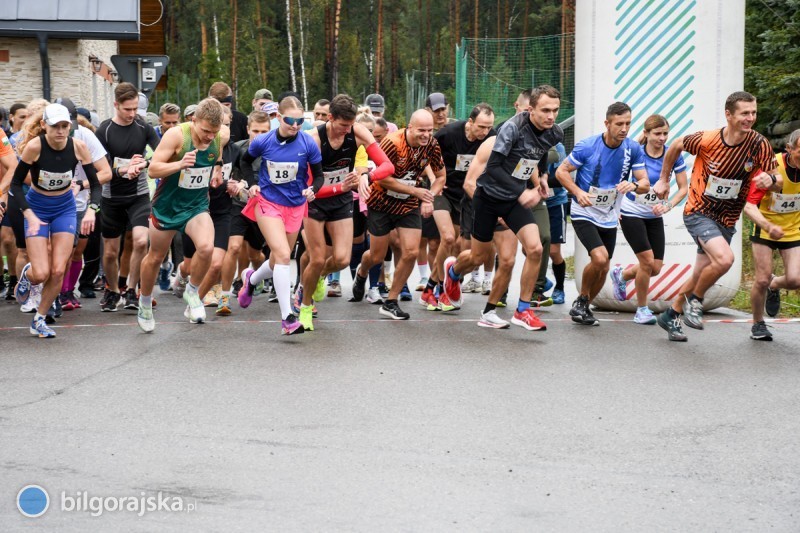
[
  {"x1": 770, "y1": 192, "x2": 800, "y2": 214},
  {"x1": 511, "y1": 158, "x2": 539, "y2": 180},
  {"x1": 268, "y1": 161, "x2": 298, "y2": 185},
  {"x1": 590, "y1": 186, "x2": 618, "y2": 207},
  {"x1": 221, "y1": 162, "x2": 233, "y2": 181},
  {"x1": 38, "y1": 169, "x2": 72, "y2": 191},
  {"x1": 112, "y1": 157, "x2": 131, "y2": 170},
  {"x1": 704, "y1": 174, "x2": 742, "y2": 200},
  {"x1": 634, "y1": 191, "x2": 660, "y2": 206},
  {"x1": 455, "y1": 154, "x2": 475, "y2": 172},
  {"x1": 323, "y1": 167, "x2": 348, "y2": 186},
  {"x1": 178, "y1": 166, "x2": 212, "y2": 189},
  {"x1": 386, "y1": 172, "x2": 417, "y2": 200}
]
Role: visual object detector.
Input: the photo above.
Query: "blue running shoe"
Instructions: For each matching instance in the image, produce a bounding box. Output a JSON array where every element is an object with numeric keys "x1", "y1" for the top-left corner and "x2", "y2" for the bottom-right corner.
[
  {"x1": 551, "y1": 289, "x2": 565, "y2": 305},
  {"x1": 15, "y1": 263, "x2": 32, "y2": 304},
  {"x1": 158, "y1": 260, "x2": 173, "y2": 291},
  {"x1": 611, "y1": 266, "x2": 627, "y2": 301},
  {"x1": 544, "y1": 277, "x2": 554, "y2": 294},
  {"x1": 30, "y1": 315, "x2": 56, "y2": 338},
  {"x1": 400, "y1": 283, "x2": 412, "y2": 301}
]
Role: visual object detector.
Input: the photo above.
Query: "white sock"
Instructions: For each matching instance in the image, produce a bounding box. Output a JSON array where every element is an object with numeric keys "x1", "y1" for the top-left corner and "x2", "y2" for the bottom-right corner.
[
  {"x1": 222, "y1": 290, "x2": 232, "y2": 297},
  {"x1": 273, "y1": 264, "x2": 292, "y2": 319},
  {"x1": 186, "y1": 282, "x2": 198, "y2": 295},
  {"x1": 418, "y1": 263, "x2": 429, "y2": 278},
  {"x1": 250, "y1": 261, "x2": 274, "y2": 285},
  {"x1": 471, "y1": 267, "x2": 482, "y2": 282},
  {"x1": 383, "y1": 261, "x2": 392, "y2": 275},
  {"x1": 177, "y1": 263, "x2": 188, "y2": 281},
  {"x1": 140, "y1": 294, "x2": 152, "y2": 307},
  {"x1": 484, "y1": 270, "x2": 494, "y2": 282}
]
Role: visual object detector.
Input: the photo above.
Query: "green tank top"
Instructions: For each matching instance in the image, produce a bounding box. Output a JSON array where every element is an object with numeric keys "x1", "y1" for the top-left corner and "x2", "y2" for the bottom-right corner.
[{"x1": 152, "y1": 122, "x2": 221, "y2": 228}]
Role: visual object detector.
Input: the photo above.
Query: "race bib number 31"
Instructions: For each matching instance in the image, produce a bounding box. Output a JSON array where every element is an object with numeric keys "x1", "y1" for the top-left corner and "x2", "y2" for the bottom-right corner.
[
  {"x1": 770, "y1": 192, "x2": 800, "y2": 214},
  {"x1": 179, "y1": 166, "x2": 212, "y2": 189},
  {"x1": 590, "y1": 186, "x2": 618, "y2": 207},
  {"x1": 455, "y1": 154, "x2": 474, "y2": 172},
  {"x1": 38, "y1": 169, "x2": 73, "y2": 191},
  {"x1": 705, "y1": 175, "x2": 742, "y2": 200},
  {"x1": 268, "y1": 161, "x2": 299, "y2": 185},
  {"x1": 511, "y1": 158, "x2": 539, "y2": 180}
]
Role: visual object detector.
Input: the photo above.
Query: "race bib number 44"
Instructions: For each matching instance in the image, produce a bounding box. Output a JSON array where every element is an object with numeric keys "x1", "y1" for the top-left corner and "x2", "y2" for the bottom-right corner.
[
  {"x1": 770, "y1": 192, "x2": 800, "y2": 214},
  {"x1": 589, "y1": 186, "x2": 618, "y2": 207},
  {"x1": 455, "y1": 154, "x2": 474, "y2": 172},
  {"x1": 179, "y1": 166, "x2": 212, "y2": 189},
  {"x1": 268, "y1": 161, "x2": 299, "y2": 185},
  {"x1": 704, "y1": 175, "x2": 742, "y2": 200},
  {"x1": 511, "y1": 158, "x2": 539, "y2": 180},
  {"x1": 38, "y1": 169, "x2": 73, "y2": 190}
]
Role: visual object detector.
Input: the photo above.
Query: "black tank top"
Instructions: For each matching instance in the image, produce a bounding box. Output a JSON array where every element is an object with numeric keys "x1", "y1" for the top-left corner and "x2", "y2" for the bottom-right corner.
[
  {"x1": 31, "y1": 134, "x2": 79, "y2": 193},
  {"x1": 318, "y1": 123, "x2": 358, "y2": 177}
]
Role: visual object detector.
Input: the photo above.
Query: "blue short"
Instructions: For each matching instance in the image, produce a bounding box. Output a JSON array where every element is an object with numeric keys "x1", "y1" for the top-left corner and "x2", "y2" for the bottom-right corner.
[
  {"x1": 23, "y1": 188, "x2": 77, "y2": 239},
  {"x1": 548, "y1": 202, "x2": 569, "y2": 244}
]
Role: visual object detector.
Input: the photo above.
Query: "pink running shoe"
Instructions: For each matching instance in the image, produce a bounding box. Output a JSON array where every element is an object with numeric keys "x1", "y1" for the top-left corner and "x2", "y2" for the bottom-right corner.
[{"x1": 237, "y1": 268, "x2": 256, "y2": 308}]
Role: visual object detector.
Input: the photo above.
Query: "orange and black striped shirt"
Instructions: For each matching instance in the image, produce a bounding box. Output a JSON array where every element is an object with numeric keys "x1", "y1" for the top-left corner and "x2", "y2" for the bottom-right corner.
[
  {"x1": 683, "y1": 128, "x2": 776, "y2": 227},
  {"x1": 367, "y1": 129, "x2": 444, "y2": 215}
]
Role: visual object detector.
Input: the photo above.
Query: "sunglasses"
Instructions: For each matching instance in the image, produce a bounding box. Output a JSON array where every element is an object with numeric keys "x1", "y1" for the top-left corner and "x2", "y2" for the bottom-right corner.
[{"x1": 282, "y1": 116, "x2": 305, "y2": 126}]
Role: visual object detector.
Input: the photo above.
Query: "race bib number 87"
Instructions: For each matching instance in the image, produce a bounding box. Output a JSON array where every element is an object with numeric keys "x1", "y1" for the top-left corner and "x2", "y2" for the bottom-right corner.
[{"x1": 704, "y1": 175, "x2": 741, "y2": 200}]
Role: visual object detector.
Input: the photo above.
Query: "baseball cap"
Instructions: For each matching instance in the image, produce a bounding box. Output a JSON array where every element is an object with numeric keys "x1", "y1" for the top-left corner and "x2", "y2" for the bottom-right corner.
[
  {"x1": 254, "y1": 88, "x2": 274, "y2": 100},
  {"x1": 261, "y1": 102, "x2": 279, "y2": 115},
  {"x1": 425, "y1": 92, "x2": 447, "y2": 111},
  {"x1": 137, "y1": 92, "x2": 149, "y2": 117},
  {"x1": 365, "y1": 94, "x2": 385, "y2": 113},
  {"x1": 184, "y1": 104, "x2": 198, "y2": 118},
  {"x1": 76, "y1": 107, "x2": 92, "y2": 122},
  {"x1": 43, "y1": 104, "x2": 72, "y2": 126},
  {"x1": 53, "y1": 97, "x2": 79, "y2": 131}
]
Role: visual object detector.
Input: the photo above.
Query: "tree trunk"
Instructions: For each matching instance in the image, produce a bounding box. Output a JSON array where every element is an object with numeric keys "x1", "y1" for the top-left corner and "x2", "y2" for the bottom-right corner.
[
  {"x1": 376, "y1": 0, "x2": 383, "y2": 91},
  {"x1": 213, "y1": 14, "x2": 221, "y2": 63},
  {"x1": 473, "y1": 0, "x2": 478, "y2": 41},
  {"x1": 286, "y1": 0, "x2": 297, "y2": 92},
  {"x1": 200, "y1": 1, "x2": 208, "y2": 77},
  {"x1": 297, "y1": 0, "x2": 308, "y2": 107},
  {"x1": 331, "y1": 0, "x2": 341, "y2": 95},
  {"x1": 255, "y1": 0, "x2": 266, "y2": 86},
  {"x1": 231, "y1": 0, "x2": 238, "y2": 97},
  {"x1": 391, "y1": 20, "x2": 398, "y2": 86}
]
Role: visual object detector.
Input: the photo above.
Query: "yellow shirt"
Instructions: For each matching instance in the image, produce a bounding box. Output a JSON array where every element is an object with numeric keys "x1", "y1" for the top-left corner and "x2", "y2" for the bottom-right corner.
[{"x1": 752, "y1": 152, "x2": 800, "y2": 242}]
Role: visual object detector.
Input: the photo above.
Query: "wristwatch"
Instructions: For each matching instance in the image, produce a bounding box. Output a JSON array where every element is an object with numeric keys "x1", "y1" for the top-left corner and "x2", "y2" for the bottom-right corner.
[
  {"x1": 88, "y1": 203, "x2": 100, "y2": 213},
  {"x1": 770, "y1": 174, "x2": 778, "y2": 185}
]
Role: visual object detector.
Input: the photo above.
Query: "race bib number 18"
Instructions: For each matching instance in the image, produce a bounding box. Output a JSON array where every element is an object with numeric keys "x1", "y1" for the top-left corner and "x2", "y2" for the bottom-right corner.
[{"x1": 268, "y1": 161, "x2": 299, "y2": 184}]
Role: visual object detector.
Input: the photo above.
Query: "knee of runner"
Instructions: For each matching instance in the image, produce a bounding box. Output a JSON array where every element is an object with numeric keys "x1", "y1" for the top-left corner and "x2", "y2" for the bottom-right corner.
[
  {"x1": 783, "y1": 273, "x2": 800, "y2": 290},
  {"x1": 132, "y1": 236, "x2": 149, "y2": 252},
  {"x1": 718, "y1": 253, "x2": 735, "y2": 271},
  {"x1": 331, "y1": 252, "x2": 351, "y2": 271},
  {"x1": 752, "y1": 275, "x2": 770, "y2": 289},
  {"x1": 522, "y1": 241, "x2": 542, "y2": 259},
  {"x1": 650, "y1": 264, "x2": 662, "y2": 276},
  {"x1": 640, "y1": 257, "x2": 655, "y2": 274},
  {"x1": 195, "y1": 241, "x2": 214, "y2": 258},
  {"x1": 28, "y1": 266, "x2": 49, "y2": 285},
  {"x1": 440, "y1": 230, "x2": 457, "y2": 247},
  {"x1": 50, "y1": 264, "x2": 67, "y2": 281}
]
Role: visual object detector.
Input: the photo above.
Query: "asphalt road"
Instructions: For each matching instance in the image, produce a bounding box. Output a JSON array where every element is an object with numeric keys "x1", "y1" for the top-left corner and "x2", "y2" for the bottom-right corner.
[{"x1": 1, "y1": 267, "x2": 799, "y2": 531}]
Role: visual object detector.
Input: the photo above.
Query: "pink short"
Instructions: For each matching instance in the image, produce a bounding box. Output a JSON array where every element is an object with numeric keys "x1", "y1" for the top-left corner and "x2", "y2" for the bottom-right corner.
[{"x1": 242, "y1": 195, "x2": 307, "y2": 234}]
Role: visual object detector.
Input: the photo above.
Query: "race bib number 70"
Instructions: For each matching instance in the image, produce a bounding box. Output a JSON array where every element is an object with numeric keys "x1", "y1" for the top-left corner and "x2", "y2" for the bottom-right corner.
[{"x1": 179, "y1": 166, "x2": 212, "y2": 189}]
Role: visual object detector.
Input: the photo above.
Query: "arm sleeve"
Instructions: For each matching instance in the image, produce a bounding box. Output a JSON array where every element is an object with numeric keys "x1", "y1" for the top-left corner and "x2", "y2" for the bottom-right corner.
[
  {"x1": 365, "y1": 142, "x2": 394, "y2": 181},
  {"x1": 746, "y1": 179, "x2": 766, "y2": 205},
  {"x1": 308, "y1": 161, "x2": 324, "y2": 194},
  {"x1": 146, "y1": 125, "x2": 161, "y2": 151},
  {"x1": 83, "y1": 163, "x2": 102, "y2": 206},
  {"x1": 485, "y1": 149, "x2": 509, "y2": 184},
  {"x1": 10, "y1": 160, "x2": 32, "y2": 211}
]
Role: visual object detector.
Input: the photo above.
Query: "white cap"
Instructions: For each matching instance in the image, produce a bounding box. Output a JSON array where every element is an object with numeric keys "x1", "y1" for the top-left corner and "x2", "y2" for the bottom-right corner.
[
  {"x1": 43, "y1": 104, "x2": 71, "y2": 126},
  {"x1": 137, "y1": 92, "x2": 149, "y2": 117}
]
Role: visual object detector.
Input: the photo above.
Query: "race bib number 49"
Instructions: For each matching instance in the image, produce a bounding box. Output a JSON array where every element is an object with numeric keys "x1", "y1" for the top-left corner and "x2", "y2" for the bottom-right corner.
[
  {"x1": 38, "y1": 169, "x2": 73, "y2": 191},
  {"x1": 511, "y1": 158, "x2": 539, "y2": 180},
  {"x1": 705, "y1": 174, "x2": 742, "y2": 200},
  {"x1": 635, "y1": 191, "x2": 660, "y2": 206},
  {"x1": 590, "y1": 186, "x2": 618, "y2": 207},
  {"x1": 268, "y1": 161, "x2": 299, "y2": 184},
  {"x1": 179, "y1": 166, "x2": 212, "y2": 189},
  {"x1": 770, "y1": 192, "x2": 800, "y2": 213}
]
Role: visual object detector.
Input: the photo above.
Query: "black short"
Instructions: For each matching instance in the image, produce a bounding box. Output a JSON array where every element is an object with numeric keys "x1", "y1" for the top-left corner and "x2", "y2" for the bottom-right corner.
[
  {"x1": 230, "y1": 203, "x2": 266, "y2": 250},
  {"x1": 471, "y1": 187, "x2": 535, "y2": 243},
  {"x1": 548, "y1": 203, "x2": 569, "y2": 244},
  {"x1": 101, "y1": 194, "x2": 151, "y2": 239},
  {"x1": 307, "y1": 194, "x2": 354, "y2": 222},
  {"x1": 620, "y1": 215, "x2": 665, "y2": 260},
  {"x1": 433, "y1": 194, "x2": 461, "y2": 226},
  {"x1": 367, "y1": 208, "x2": 422, "y2": 237},
  {"x1": 182, "y1": 211, "x2": 232, "y2": 258},
  {"x1": 750, "y1": 235, "x2": 800, "y2": 250},
  {"x1": 353, "y1": 200, "x2": 367, "y2": 238},
  {"x1": 573, "y1": 219, "x2": 617, "y2": 257},
  {"x1": 5, "y1": 193, "x2": 27, "y2": 249},
  {"x1": 421, "y1": 212, "x2": 439, "y2": 239}
]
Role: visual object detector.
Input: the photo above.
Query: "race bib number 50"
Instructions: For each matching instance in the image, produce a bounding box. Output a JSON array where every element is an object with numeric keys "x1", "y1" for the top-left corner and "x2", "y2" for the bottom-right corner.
[
  {"x1": 704, "y1": 174, "x2": 742, "y2": 200},
  {"x1": 589, "y1": 186, "x2": 618, "y2": 207},
  {"x1": 179, "y1": 166, "x2": 212, "y2": 189},
  {"x1": 268, "y1": 161, "x2": 299, "y2": 184}
]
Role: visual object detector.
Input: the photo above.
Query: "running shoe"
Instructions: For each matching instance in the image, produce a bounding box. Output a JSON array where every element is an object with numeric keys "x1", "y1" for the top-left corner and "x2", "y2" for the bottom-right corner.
[
  {"x1": 531, "y1": 294, "x2": 554, "y2": 307},
  {"x1": 765, "y1": 287, "x2": 781, "y2": 318},
  {"x1": 311, "y1": 276, "x2": 326, "y2": 303},
  {"x1": 420, "y1": 289, "x2": 439, "y2": 310},
  {"x1": 442, "y1": 256, "x2": 462, "y2": 304},
  {"x1": 416, "y1": 277, "x2": 428, "y2": 292},
  {"x1": 183, "y1": 290, "x2": 206, "y2": 324},
  {"x1": 254, "y1": 280, "x2": 265, "y2": 295},
  {"x1": 30, "y1": 315, "x2": 56, "y2": 338},
  {"x1": 53, "y1": 297, "x2": 63, "y2": 318},
  {"x1": 481, "y1": 279, "x2": 492, "y2": 295},
  {"x1": 351, "y1": 267, "x2": 367, "y2": 302},
  {"x1": 292, "y1": 285, "x2": 304, "y2": 314},
  {"x1": 268, "y1": 283, "x2": 278, "y2": 302},
  {"x1": 69, "y1": 293, "x2": 82, "y2": 309},
  {"x1": 281, "y1": 313, "x2": 305, "y2": 335},
  {"x1": 79, "y1": 287, "x2": 96, "y2": 299},
  {"x1": 327, "y1": 280, "x2": 342, "y2": 298},
  {"x1": 123, "y1": 288, "x2": 139, "y2": 310},
  {"x1": 137, "y1": 300, "x2": 155, "y2": 333},
  {"x1": 377, "y1": 282, "x2": 389, "y2": 300},
  {"x1": 543, "y1": 277, "x2": 554, "y2": 294},
  {"x1": 551, "y1": 289, "x2": 565, "y2": 305},
  {"x1": 60, "y1": 291, "x2": 75, "y2": 311},
  {"x1": 683, "y1": 296, "x2": 704, "y2": 330},
  {"x1": 611, "y1": 266, "x2": 626, "y2": 301},
  {"x1": 497, "y1": 291, "x2": 508, "y2": 308},
  {"x1": 20, "y1": 301, "x2": 36, "y2": 313},
  {"x1": 437, "y1": 291, "x2": 457, "y2": 312},
  {"x1": 203, "y1": 290, "x2": 219, "y2": 307},
  {"x1": 657, "y1": 310, "x2": 688, "y2": 342},
  {"x1": 633, "y1": 307, "x2": 657, "y2": 325},
  {"x1": 158, "y1": 260, "x2": 173, "y2": 291},
  {"x1": 462, "y1": 278, "x2": 481, "y2": 293},
  {"x1": 5, "y1": 285, "x2": 17, "y2": 301},
  {"x1": 478, "y1": 310, "x2": 510, "y2": 329},
  {"x1": 100, "y1": 289, "x2": 120, "y2": 312},
  {"x1": 237, "y1": 268, "x2": 256, "y2": 308},
  {"x1": 750, "y1": 320, "x2": 772, "y2": 341},
  {"x1": 299, "y1": 304, "x2": 315, "y2": 331},
  {"x1": 379, "y1": 301, "x2": 410, "y2": 320},
  {"x1": 511, "y1": 308, "x2": 547, "y2": 331},
  {"x1": 171, "y1": 273, "x2": 188, "y2": 298},
  {"x1": 232, "y1": 278, "x2": 243, "y2": 296},
  {"x1": 570, "y1": 296, "x2": 599, "y2": 326},
  {"x1": 15, "y1": 263, "x2": 32, "y2": 303},
  {"x1": 366, "y1": 286, "x2": 384, "y2": 304},
  {"x1": 400, "y1": 284, "x2": 412, "y2": 301},
  {"x1": 216, "y1": 294, "x2": 232, "y2": 316}
]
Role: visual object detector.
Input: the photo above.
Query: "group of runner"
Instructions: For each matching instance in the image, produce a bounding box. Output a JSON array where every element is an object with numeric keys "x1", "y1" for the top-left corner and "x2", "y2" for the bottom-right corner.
[{"x1": 0, "y1": 81, "x2": 796, "y2": 342}]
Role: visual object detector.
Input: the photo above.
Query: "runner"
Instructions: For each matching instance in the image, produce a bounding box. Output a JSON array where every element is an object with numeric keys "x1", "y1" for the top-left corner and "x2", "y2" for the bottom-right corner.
[
  {"x1": 546, "y1": 142, "x2": 568, "y2": 304},
  {"x1": 209, "y1": 81, "x2": 248, "y2": 142},
  {"x1": 297, "y1": 94, "x2": 393, "y2": 330},
  {"x1": 421, "y1": 103, "x2": 495, "y2": 312},
  {"x1": 364, "y1": 94, "x2": 399, "y2": 132},
  {"x1": 95, "y1": 82, "x2": 160, "y2": 312},
  {"x1": 351, "y1": 109, "x2": 444, "y2": 319},
  {"x1": 313, "y1": 100, "x2": 331, "y2": 122},
  {"x1": 742, "y1": 128, "x2": 800, "y2": 340},
  {"x1": 236, "y1": 96, "x2": 324, "y2": 335},
  {"x1": 653, "y1": 91, "x2": 779, "y2": 341},
  {"x1": 11, "y1": 103, "x2": 101, "y2": 338},
  {"x1": 425, "y1": 92, "x2": 454, "y2": 132},
  {"x1": 555, "y1": 101, "x2": 649, "y2": 326},
  {"x1": 442, "y1": 85, "x2": 565, "y2": 332},
  {"x1": 136, "y1": 98, "x2": 229, "y2": 332},
  {"x1": 155, "y1": 103, "x2": 181, "y2": 139},
  {"x1": 252, "y1": 89, "x2": 274, "y2": 112},
  {"x1": 614, "y1": 114, "x2": 688, "y2": 324}
]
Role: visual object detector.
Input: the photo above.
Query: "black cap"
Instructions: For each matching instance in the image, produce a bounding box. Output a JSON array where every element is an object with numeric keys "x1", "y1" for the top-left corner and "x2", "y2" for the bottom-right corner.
[
  {"x1": 425, "y1": 92, "x2": 447, "y2": 111},
  {"x1": 53, "y1": 97, "x2": 79, "y2": 132}
]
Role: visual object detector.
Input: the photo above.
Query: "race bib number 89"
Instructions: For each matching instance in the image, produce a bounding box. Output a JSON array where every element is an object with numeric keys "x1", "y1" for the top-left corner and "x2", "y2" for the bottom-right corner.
[
  {"x1": 179, "y1": 166, "x2": 212, "y2": 189},
  {"x1": 704, "y1": 175, "x2": 741, "y2": 200},
  {"x1": 38, "y1": 170, "x2": 73, "y2": 191},
  {"x1": 268, "y1": 161, "x2": 299, "y2": 185}
]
